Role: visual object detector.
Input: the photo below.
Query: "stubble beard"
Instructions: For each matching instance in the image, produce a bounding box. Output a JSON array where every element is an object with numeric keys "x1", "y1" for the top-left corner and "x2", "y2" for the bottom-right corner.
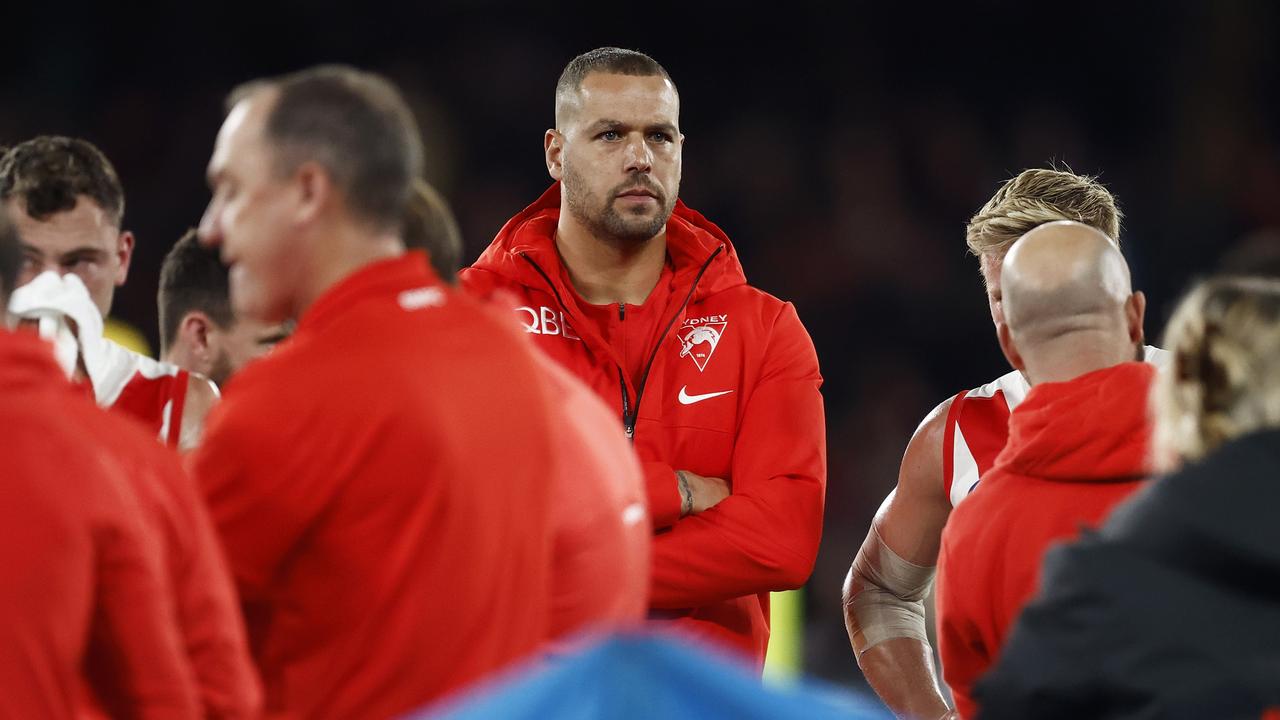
[{"x1": 563, "y1": 163, "x2": 676, "y2": 249}]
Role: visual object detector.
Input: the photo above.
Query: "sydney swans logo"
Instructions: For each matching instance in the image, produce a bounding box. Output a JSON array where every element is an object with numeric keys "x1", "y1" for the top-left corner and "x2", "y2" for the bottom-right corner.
[{"x1": 677, "y1": 315, "x2": 727, "y2": 372}]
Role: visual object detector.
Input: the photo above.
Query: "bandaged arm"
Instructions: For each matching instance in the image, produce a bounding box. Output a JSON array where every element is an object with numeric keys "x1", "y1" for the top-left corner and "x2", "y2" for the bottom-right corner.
[
  {"x1": 844, "y1": 523, "x2": 935, "y2": 652},
  {"x1": 842, "y1": 397, "x2": 957, "y2": 720}
]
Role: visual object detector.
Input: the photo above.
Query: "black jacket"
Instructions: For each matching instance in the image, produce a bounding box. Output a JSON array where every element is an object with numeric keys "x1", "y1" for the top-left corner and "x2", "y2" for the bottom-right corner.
[{"x1": 976, "y1": 428, "x2": 1280, "y2": 720}]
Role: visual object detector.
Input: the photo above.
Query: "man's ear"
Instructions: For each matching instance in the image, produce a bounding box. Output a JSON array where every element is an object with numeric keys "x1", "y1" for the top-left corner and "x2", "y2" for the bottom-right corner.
[
  {"x1": 294, "y1": 161, "x2": 332, "y2": 224},
  {"x1": 115, "y1": 230, "x2": 135, "y2": 287},
  {"x1": 545, "y1": 129, "x2": 564, "y2": 181},
  {"x1": 997, "y1": 322, "x2": 1026, "y2": 375},
  {"x1": 173, "y1": 311, "x2": 215, "y2": 373},
  {"x1": 1126, "y1": 290, "x2": 1147, "y2": 346}
]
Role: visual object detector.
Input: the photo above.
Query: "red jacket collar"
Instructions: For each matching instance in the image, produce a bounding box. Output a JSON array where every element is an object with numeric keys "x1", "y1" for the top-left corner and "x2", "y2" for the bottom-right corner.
[
  {"x1": 472, "y1": 182, "x2": 747, "y2": 301},
  {"x1": 297, "y1": 251, "x2": 442, "y2": 335},
  {"x1": 994, "y1": 362, "x2": 1156, "y2": 482}
]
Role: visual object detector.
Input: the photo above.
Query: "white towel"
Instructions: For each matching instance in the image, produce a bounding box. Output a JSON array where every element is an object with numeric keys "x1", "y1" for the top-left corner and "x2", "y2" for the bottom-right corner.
[{"x1": 8, "y1": 271, "x2": 109, "y2": 386}]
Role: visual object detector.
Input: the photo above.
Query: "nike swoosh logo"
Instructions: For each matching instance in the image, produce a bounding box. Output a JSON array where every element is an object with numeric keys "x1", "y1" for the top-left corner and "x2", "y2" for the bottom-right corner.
[{"x1": 678, "y1": 386, "x2": 734, "y2": 405}]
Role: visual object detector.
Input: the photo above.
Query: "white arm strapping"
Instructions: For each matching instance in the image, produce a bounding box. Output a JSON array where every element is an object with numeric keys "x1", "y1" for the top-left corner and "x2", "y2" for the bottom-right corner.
[{"x1": 843, "y1": 524, "x2": 936, "y2": 654}]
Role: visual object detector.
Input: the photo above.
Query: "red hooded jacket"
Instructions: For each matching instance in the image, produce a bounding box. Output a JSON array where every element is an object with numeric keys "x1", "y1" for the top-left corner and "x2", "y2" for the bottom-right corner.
[
  {"x1": 462, "y1": 183, "x2": 827, "y2": 664},
  {"x1": 0, "y1": 330, "x2": 202, "y2": 719},
  {"x1": 936, "y1": 362, "x2": 1155, "y2": 718}
]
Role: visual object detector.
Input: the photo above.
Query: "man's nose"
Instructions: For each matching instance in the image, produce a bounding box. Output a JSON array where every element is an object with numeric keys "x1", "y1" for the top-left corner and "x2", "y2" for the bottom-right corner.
[
  {"x1": 197, "y1": 202, "x2": 222, "y2": 248},
  {"x1": 623, "y1": 134, "x2": 653, "y2": 174}
]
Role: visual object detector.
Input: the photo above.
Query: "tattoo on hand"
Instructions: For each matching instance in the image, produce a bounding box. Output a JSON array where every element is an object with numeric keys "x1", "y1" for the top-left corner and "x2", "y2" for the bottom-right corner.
[{"x1": 677, "y1": 470, "x2": 694, "y2": 516}]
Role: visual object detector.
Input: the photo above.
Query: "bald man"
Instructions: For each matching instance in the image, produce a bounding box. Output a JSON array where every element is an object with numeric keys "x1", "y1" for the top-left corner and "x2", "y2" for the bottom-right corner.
[{"x1": 933, "y1": 221, "x2": 1158, "y2": 719}]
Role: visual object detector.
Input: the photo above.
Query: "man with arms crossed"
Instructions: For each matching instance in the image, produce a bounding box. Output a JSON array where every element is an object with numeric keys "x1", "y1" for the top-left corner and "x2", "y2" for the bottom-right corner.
[
  {"x1": 463, "y1": 47, "x2": 826, "y2": 666},
  {"x1": 843, "y1": 168, "x2": 1164, "y2": 719}
]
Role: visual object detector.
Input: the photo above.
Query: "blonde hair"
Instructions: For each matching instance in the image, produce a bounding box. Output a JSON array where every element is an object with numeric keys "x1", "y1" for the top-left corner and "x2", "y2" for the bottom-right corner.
[
  {"x1": 966, "y1": 168, "x2": 1123, "y2": 258},
  {"x1": 1154, "y1": 276, "x2": 1280, "y2": 465}
]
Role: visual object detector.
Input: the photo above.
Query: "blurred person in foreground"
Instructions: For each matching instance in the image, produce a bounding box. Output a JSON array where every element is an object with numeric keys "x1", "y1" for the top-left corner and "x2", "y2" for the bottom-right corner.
[
  {"x1": 842, "y1": 168, "x2": 1165, "y2": 719},
  {"x1": 1, "y1": 206, "x2": 242, "y2": 718},
  {"x1": 934, "y1": 221, "x2": 1153, "y2": 718},
  {"x1": 158, "y1": 229, "x2": 290, "y2": 387},
  {"x1": 1, "y1": 137, "x2": 218, "y2": 449},
  {"x1": 190, "y1": 65, "x2": 565, "y2": 719},
  {"x1": 978, "y1": 276, "x2": 1280, "y2": 719},
  {"x1": 463, "y1": 46, "x2": 826, "y2": 669},
  {"x1": 410, "y1": 175, "x2": 651, "y2": 644}
]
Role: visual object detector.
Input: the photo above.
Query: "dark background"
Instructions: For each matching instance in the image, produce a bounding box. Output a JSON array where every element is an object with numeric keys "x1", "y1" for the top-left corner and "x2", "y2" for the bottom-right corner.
[{"x1": 5, "y1": 0, "x2": 1277, "y2": 691}]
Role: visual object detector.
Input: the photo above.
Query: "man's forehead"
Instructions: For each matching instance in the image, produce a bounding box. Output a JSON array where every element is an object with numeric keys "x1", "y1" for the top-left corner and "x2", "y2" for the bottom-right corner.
[
  {"x1": 6, "y1": 195, "x2": 115, "y2": 250},
  {"x1": 211, "y1": 90, "x2": 273, "y2": 173},
  {"x1": 566, "y1": 72, "x2": 679, "y2": 124}
]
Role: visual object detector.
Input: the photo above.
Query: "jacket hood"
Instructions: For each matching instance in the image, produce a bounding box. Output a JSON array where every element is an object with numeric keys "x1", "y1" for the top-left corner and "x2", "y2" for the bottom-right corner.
[
  {"x1": 995, "y1": 362, "x2": 1155, "y2": 483},
  {"x1": 470, "y1": 182, "x2": 747, "y2": 301}
]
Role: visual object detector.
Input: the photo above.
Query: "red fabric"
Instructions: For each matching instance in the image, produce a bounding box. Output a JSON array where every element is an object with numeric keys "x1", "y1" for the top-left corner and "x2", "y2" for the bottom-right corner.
[
  {"x1": 955, "y1": 389, "x2": 1012, "y2": 478},
  {"x1": 462, "y1": 183, "x2": 827, "y2": 665},
  {"x1": 110, "y1": 366, "x2": 190, "y2": 449},
  {"x1": 92, "y1": 406, "x2": 260, "y2": 717},
  {"x1": 937, "y1": 362, "x2": 1156, "y2": 718},
  {"x1": 190, "y1": 253, "x2": 559, "y2": 719},
  {"x1": 0, "y1": 330, "x2": 201, "y2": 719},
  {"x1": 530, "y1": 349, "x2": 651, "y2": 643},
  {"x1": 575, "y1": 259, "x2": 675, "y2": 392}
]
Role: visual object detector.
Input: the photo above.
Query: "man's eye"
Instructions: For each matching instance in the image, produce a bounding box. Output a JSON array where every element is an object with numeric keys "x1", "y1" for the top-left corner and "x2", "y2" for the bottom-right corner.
[
  {"x1": 599, "y1": 130, "x2": 621, "y2": 141},
  {"x1": 649, "y1": 132, "x2": 672, "y2": 143}
]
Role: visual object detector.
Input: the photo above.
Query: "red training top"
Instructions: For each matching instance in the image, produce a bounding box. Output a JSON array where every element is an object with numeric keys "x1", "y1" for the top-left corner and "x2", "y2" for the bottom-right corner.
[
  {"x1": 463, "y1": 183, "x2": 827, "y2": 665},
  {"x1": 528, "y1": 347, "x2": 651, "y2": 644},
  {"x1": 190, "y1": 253, "x2": 559, "y2": 719},
  {"x1": 0, "y1": 330, "x2": 200, "y2": 719},
  {"x1": 937, "y1": 362, "x2": 1155, "y2": 719}
]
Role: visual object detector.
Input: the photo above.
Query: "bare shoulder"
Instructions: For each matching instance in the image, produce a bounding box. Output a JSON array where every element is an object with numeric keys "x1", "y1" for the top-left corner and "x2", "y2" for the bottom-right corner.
[
  {"x1": 871, "y1": 395, "x2": 957, "y2": 564},
  {"x1": 899, "y1": 395, "x2": 954, "y2": 495},
  {"x1": 179, "y1": 374, "x2": 220, "y2": 452}
]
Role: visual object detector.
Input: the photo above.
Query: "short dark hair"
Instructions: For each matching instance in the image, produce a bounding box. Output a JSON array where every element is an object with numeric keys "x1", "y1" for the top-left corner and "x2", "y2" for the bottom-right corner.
[
  {"x1": 402, "y1": 179, "x2": 462, "y2": 282},
  {"x1": 0, "y1": 136, "x2": 125, "y2": 226},
  {"x1": 555, "y1": 47, "x2": 675, "y2": 112},
  {"x1": 158, "y1": 229, "x2": 234, "y2": 353},
  {"x1": 228, "y1": 65, "x2": 423, "y2": 231},
  {"x1": 0, "y1": 207, "x2": 22, "y2": 306}
]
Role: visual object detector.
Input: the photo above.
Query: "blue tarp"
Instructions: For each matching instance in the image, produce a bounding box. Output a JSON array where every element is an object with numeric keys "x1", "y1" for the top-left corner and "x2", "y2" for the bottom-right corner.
[{"x1": 411, "y1": 632, "x2": 891, "y2": 719}]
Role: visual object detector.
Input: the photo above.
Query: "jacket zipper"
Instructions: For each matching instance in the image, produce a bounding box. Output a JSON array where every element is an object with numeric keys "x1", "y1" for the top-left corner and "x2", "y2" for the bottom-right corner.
[
  {"x1": 626, "y1": 245, "x2": 723, "y2": 439},
  {"x1": 520, "y1": 246, "x2": 723, "y2": 441},
  {"x1": 618, "y1": 303, "x2": 632, "y2": 438}
]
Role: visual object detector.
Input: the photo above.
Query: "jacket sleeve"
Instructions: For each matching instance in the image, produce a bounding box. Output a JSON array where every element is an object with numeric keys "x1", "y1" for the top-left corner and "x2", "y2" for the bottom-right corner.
[
  {"x1": 86, "y1": 470, "x2": 203, "y2": 719},
  {"x1": 642, "y1": 460, "x2": 684, "y2": 530},
  {"x1": 155, "y1": 450, "x2": 263, "y2": 718},
  {"x1": 649, "y1": 302, "x2": 826, "y2": 608}
]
